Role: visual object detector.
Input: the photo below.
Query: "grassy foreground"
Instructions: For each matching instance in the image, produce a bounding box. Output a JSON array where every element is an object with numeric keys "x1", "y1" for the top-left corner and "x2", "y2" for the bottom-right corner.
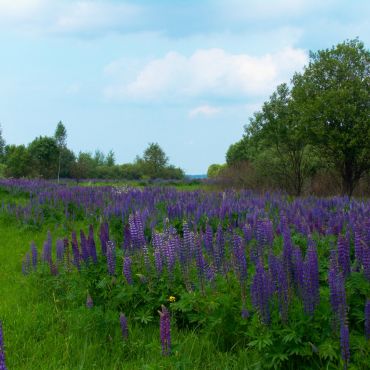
[{"x1": 0, "y1": 220, "x2": 254, "y2": 370}]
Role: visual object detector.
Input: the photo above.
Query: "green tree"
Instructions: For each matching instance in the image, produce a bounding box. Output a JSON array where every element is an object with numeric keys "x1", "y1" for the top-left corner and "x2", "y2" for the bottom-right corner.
[
  {"x1": 4, "y1": 145, "x2": 33, "y2": 178},
  {"x1": 59, "y1": 147, "x2": 76, "y2": 178},
  {"x1": 28, "y1": 136, "x2": 59, "y2": 179},
  {"x1": 142, "y1": 143, "x2": 169, "y2": 179},
  {"x1": 54, "y1": 121, "x2": 67, "y2": 182},
  {"x1": 226, "y1": 137, "x2": 252, "y2": 166},
  {"x1": 292, "y1": 39, "x2": 370, "y2": 196},
  {"x1": 246, "y1": 83, "x2": 316, "y2": 195},
  {"x1": 106, "y1": 150, "x2": 115, "y2": 167},
  {"x1": 207, "y1": 164, "x2": 225, "y2": 178},
  {"x1": 70, "y1": 152, "x2": 96, "y2": 180}
]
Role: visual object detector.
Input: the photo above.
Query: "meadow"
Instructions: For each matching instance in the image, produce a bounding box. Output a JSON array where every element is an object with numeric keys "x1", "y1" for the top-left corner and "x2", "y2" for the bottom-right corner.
[{"x1": 0, "y1": 179, "x2": 369, "y2": 369}]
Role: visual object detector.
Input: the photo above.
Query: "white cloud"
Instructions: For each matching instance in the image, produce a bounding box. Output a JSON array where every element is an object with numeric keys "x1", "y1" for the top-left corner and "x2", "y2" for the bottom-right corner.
[
  {"x1": 0, "y1": 0, "x2": 142, "y2": 35},
  {"x1": 189, "y1": 105, "x2": 221, "y2": 118},
  {"x1": 54, "y1": 1, "x2": 141, "y2": 34},
  {"x1": 0, "y1": 0, "x2": 42, "y2": 16},
  {"x1": 104, "y1": 47, "x2": 308, "y2": 102},
  {"x1": 219, "y1": 0, "x2": 332, "y2": 21},
  {"x1": 0, "y1": 0, "x2": 46, "y2": 22}
]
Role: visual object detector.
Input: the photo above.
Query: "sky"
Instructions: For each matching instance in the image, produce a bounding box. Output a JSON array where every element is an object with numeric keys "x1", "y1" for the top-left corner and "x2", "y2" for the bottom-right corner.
[{"x1": 0, "y1": 0, "x2": 369, "y2": 174}]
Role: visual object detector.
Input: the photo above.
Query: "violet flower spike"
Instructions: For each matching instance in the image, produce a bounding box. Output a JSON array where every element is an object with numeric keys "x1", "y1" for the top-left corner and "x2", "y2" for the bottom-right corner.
[{"x1": 0, "y1": 320, "x2": 7, "y2": 370}]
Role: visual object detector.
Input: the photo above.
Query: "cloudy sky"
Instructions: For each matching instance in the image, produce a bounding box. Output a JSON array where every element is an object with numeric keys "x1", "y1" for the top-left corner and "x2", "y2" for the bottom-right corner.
[{"x1": 1, "y1": 0, "x2": 369, "y2": 174}]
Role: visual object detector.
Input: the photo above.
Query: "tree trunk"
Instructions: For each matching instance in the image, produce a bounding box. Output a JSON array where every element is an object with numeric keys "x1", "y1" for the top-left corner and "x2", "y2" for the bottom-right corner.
[
  {"x1": 57, "y1": 151, "x2": 61, "y2": 183},
  {"x1": 341, "y1": 161, "x2": 356, "y2": 198}
]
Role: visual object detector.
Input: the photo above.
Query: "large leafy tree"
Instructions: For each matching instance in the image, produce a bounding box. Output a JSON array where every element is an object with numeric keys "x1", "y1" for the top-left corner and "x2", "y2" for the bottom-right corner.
[
  {"x1": 292, "y1": 39, "x2": 370, "y2": 196},
  {"x1": 4, "y1": 145, "x2": 33, "y2": 178},
  {"x1": 226, "y1": 136, "x2": 252, "y2": 166},
  {"x1": 142, "y1": 143, "x2": 169, "y2": 179},
  {"x1": 28, "y1": 136, "x2": 59, "y2": 179},
  {"x1": 54, "y1": 121, "x2": 67, "y2": 182},
  {"x1": 246, "y1": 83, "x2": 317, "y2": 195}
]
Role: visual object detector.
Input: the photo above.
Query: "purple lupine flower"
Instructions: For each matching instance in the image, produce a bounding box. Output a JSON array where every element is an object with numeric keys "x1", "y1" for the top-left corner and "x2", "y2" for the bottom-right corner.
[
  {"x1": 213, "y1": 224, "x2": 224, "y2": 274},
  {"x1": 159, "y1": 305, "x2": 171, "y2": 356},
  {"x1": 71, "y1": 231, "x2": 80, "y2": 270},
  {"x1": 363, "y1": 243, "x2": 370, "y2": 281},
  {"x1": 269, "y1": 254, "x2": 289, "y2": 322},
  {"x1": 251, "y1": 259, "x2": 272, "y2": 324},
  {"x1": 22, "y1": 253, "x2": 31, "y2": 275},
  {"x1": 338, "y1": 234, "x2": 351, "y2": 277},
  {"x1": 80, "y1": 230, "x2": 89, "y2": 263},
  {"x1": 242, "y1": 223, "x2": 253, "y2": 244},
  {"x1": 292, "y1": 247, "x2": 304, "y2": 294},
  {"x1": 86, "y1": 294, "x2": 94, "y2": 309},
  {"x1": 31, "y1": 241, "x2": 38, "y2": 269},
  {"x1": 99, "y1": 222, "x2": 109, "y2": 256},
  {"x1": 152, "y1": 232, "x2": 164, "y2": 275},
  {"x1": 119, "y1": 312, "x2": 128, "y2": 339},
  {"x1": 204, "y1": 223, "x2": 214, "y2": 255},
  {"x1": 106, "y1": 240, "x2": 116, "y2": 275},
  {"x1": 0, "y1": 321, "x2": 7, "y2": 370},
  {"x1": 134, "y1": 212, "x2": 146, "y2": 248},
  {"x1": 56, "y1": 239, "x2": 64, "y2": 263},
  {"x1": 154, "y1": 246, "x2": 163, "y2": 275},
  {"x1": 328, "y1": 250, "x2": 347, "y2": 324},
  {"x1": 42, "y1": 231, "x2": 52, "y2": 265},
  {"x1": 232, "y1": 233, "x2": 247, "y2": 284},
  {"x1": 354, "y1": 227, "x2": 363, "y2": 271},
  {"x1": 195, "y1": 236, "x2": 206, "y2": 290},
  {"x1": 302, "y1": 241, "x2": 320, "y2": 315},
  {"x1": 123, "y1": 223, "x2": 131, "y2": 252},
  {"x1": 340, "y1": 323, "x2": 350, "y2": 369},
  {"x1": 129, "y1": 213, "x2": 146, "y2": 249},
  {"x1": 88, "y1": 225, "x2": 97, "y2": 264},
  {"x1": 365, "y1": 300, "x2": 370, "y2": 340},
  {"x1": 123, "y1": 256, "x2": 132, "y2": 284},
  {"x1": 282, "y1": 224, "x2": 293, "y2": 280}
]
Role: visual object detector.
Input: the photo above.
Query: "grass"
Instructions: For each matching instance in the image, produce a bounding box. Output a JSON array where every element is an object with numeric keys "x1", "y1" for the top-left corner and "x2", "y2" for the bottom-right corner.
[{"x1": 0, "y1": 216, "x2": 254, "y2": 369}]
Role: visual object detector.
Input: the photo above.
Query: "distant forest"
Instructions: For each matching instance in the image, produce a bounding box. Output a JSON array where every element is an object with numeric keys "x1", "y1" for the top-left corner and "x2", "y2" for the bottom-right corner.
[
  {"x1": 0, "y1": 122, "x2": 184, "y2": 181},
  {"x1": 207, "y1": 39, "x2": 370, "y2": 197}
]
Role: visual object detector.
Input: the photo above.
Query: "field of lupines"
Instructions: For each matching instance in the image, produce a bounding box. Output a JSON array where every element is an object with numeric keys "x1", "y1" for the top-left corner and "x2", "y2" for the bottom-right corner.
[{"x1": 0, "y1": 179, "x2": 370, "y2": 369}]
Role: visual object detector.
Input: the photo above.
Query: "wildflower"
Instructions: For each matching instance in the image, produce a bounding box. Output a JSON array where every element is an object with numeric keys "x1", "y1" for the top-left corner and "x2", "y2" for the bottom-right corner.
[
  {"x1": 0, "y1": 320, "x2": 7, "y2": 370},
  {"x1": 158, "y1": 305, "x2": 171, "y2": 356},
  {"x1": 106, "y1": 240, "x2": 116, "y2": 275},
  {"x1": 168, "y1": 296, "x2": 176, "y2": 303},
  {"x1": 56, "y1": 239, "x2": 64, "y2": 263},
  {"x1": 123, "y1": 256, "x2": 132, "y2": 284},
  {"x1": 251, "y1": 259, "x2": 273, "y2": 324},
  {"x1": 120, "y1": 313, "x2": 128, "y2": 339}
]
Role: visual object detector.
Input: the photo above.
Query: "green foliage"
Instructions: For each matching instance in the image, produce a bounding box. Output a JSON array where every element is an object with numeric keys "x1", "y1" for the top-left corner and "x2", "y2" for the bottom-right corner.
[
  {"x1": 207, "y1": 164, "x2": 226, "y2": 178},
  {"x1": 54, "y1": 121, "x2": 67, "y2": 148},
  {"x1": 292, "y1": 39, "x2": 370, "y2": 196},
  {"x1": 224, "y1": 39, "x2": 370, "y2": 196},
  {"x1": 4, "y1": 144, "x2": 33, "y2": 178},
  {"x1": 226, "y1": 136, "x2": 252, "y2": 166},
  {"x1": 28, "y1": 136, "x2": 59, "y2": 179}
]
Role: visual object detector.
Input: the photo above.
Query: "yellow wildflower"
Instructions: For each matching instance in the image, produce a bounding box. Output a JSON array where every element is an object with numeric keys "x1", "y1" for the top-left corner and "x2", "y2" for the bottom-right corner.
[{"x1": 168, "y1": 296, "x2": 176, "y2": 303}]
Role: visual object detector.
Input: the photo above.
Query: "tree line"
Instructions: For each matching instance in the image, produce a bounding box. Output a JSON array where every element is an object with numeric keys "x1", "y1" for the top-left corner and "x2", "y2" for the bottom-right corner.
[
  {"x1": 0, "y1": 122, "x2": 184, "y2": 181},
  {"x1": 208, "y1": 39, "x2": 370, "y2": 197}
]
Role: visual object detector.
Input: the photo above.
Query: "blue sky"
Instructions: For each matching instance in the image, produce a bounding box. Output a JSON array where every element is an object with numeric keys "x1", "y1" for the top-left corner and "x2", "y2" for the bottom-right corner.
[{"x1": 0, "y1": 0, "x2": 369, "y2": 174}]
